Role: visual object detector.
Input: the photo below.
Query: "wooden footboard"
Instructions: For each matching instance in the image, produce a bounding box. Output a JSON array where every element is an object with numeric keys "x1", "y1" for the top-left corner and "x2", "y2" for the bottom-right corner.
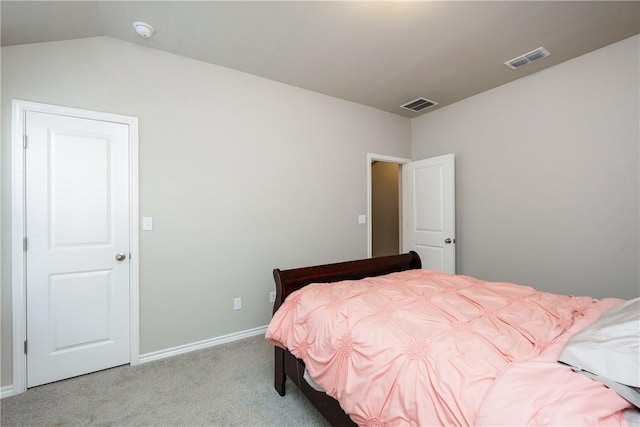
[{"x1": 271, "y1": 252, "x2": 421, "y2": 426}]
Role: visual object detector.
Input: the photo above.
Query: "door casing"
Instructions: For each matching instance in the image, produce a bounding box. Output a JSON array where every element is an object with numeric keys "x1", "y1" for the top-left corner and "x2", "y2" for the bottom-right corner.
[{"x1": 11, "y1": 100, "x2": 140, "y2": 394}]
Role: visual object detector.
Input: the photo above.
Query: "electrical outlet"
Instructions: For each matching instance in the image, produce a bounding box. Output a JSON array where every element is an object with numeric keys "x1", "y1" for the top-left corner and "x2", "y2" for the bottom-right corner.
[
  {"x1": 269, "y1": 291, "x2": 276, "y2": 303},
  {"x1": 233, "y1": 297, "x2": 242, "y2": 310}
]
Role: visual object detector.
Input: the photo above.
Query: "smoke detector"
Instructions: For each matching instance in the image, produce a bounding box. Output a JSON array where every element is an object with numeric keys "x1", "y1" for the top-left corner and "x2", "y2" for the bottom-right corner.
[
  {"x1": 505, "y1": 47, "x2": 550, "y2": 69},
  {"x1": 133, "y1": 21, "x2": 155, "y2": 38},
  {"x1": 401, "y1": 97, "x2": 438, "y2": 113}
]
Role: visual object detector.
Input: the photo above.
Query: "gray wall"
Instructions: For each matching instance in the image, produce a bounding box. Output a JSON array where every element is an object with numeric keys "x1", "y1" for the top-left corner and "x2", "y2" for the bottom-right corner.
[
  {"x1": 2, "y1": 33, "x2": 638, "y2": 391},
  {"x1": 1, "y1": 37, "x2": 411, "y2": 387},
  {"x1": 412, "y1": 35, "x2": 640, "y2": 300}
]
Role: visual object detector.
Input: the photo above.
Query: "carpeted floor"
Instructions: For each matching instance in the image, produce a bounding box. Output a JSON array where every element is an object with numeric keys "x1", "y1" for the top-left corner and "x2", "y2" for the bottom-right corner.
[{"x1": 0, "y1": 335, "x2": 331, "y2": 426}]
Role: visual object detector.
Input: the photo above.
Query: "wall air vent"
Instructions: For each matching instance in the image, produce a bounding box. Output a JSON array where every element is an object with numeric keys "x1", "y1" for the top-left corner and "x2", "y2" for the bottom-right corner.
[
  {"x1": 401, "y1": 97, "x2": 438, "y2": 112},
  {"x1": 505, "y1": 47, "x2": 550, "y2": 69}
]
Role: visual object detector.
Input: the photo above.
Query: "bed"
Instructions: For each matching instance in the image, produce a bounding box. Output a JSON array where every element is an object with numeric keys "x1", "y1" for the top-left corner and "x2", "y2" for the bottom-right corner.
[{"x1": 266, "y1": 252, "x2": 638, "y2": 426}]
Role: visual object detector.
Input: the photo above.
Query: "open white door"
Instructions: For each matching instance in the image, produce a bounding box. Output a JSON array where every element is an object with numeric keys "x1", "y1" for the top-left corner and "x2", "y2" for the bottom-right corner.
[{"x1": 403, "y1": 154, "x2": 455, "y2": 273}]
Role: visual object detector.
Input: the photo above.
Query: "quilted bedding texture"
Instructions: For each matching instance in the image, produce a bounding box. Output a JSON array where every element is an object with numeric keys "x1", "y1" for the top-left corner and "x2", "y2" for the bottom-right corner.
[{"x1": 266, "y1": 269, "x2": 632, "y2": 426}]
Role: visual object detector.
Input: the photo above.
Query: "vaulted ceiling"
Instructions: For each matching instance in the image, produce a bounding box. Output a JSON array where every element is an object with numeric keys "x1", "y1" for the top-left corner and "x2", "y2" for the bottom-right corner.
[{"x1": 2, "y1": 1, "x2": 639, "y2": 117}]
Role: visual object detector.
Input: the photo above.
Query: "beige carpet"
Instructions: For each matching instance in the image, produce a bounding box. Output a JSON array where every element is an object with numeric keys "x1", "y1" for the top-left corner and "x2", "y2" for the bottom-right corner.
[{"x1": 0, "y1": 335, "x2": 331, "y2": 426}]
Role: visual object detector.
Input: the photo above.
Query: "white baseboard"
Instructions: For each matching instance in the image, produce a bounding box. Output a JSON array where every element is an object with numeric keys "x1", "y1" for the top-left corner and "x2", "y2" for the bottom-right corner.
[
  {"x1": 138, "y1": 325, "x2": 268, "y2": 364},
  {"x1": 1, "y1": 385, "x2": 15, "y2": 399}
]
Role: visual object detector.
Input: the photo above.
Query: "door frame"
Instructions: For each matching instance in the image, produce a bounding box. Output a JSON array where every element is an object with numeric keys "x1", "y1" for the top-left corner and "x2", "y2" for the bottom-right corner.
[
  {"x1": 11, "y1": 100, "x2": 140, "y2": 395},
  {"x1": 367, "y1": 153, "x2": 411, "y2": 257}
]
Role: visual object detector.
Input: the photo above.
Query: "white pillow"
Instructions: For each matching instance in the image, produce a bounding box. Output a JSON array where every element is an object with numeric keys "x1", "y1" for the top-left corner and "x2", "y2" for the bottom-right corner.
[{"x1": 559, "y1": 298, "x2": 640, "y2": 406}]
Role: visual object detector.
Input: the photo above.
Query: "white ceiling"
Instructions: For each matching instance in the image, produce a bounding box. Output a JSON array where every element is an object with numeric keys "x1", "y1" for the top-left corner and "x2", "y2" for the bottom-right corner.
[{"x1": 2, "y1": 1, "x2": 639, "y2": 117}]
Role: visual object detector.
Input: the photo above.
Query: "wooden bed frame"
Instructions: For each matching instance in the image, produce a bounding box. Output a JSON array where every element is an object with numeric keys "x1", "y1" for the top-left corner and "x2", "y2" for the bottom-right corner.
[{"x1": 271, "y1": 251, "x2": 422, "y2": 426}]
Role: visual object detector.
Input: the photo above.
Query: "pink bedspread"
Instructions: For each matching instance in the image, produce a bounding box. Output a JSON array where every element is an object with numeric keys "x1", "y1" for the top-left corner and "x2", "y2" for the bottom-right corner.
[{"x1": 266, "y1": 269, "x2": 631, "y2": 426}]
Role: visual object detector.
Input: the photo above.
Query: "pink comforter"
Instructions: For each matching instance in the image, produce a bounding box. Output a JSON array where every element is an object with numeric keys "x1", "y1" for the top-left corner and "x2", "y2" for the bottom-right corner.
[{"x1": 266, "y1": 269, "x2": 631, "y2": 426}]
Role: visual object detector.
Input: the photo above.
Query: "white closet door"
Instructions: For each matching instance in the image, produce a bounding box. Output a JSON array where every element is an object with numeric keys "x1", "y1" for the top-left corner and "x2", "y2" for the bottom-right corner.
[{"x1": 25, "y1": 110, "x2": 131, "y2": 387}]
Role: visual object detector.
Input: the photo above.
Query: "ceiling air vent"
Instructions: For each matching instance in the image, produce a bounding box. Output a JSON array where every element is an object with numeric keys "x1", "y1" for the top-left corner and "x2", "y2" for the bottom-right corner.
[
  {"x1": 505, "y1": 47, "x2": 550, "y2": 70},
  {"x1": 401, "y1": 97, "x2": 438, "y2": 112}
]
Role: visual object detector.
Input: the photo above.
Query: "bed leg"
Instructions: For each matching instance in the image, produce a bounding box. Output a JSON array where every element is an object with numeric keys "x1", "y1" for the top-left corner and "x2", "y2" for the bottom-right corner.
[{"x1": 275, "y1": 346, "x2": 286, "y2": 396}]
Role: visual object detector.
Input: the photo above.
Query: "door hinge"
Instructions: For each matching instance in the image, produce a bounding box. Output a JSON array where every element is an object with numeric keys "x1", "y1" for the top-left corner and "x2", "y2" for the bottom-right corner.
[
  {"x1": 24, "y1": 340, "x2": 28, "y2": 354},
  {"x1": 23, "y1": 135, "x2": 27, "y2": 149},
  {"x1": 23, "y1": 237, "x2": 27, "y2": 251}
]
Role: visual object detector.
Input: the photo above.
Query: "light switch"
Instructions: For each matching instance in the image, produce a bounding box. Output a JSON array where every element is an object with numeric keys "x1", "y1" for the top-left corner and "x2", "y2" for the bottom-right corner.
[
  {"x1": 358, "y1": 214, "x2": 366, "y2": 224},
  {"x1": 142, "y1": 217, "x2": 153, "y2": 231}
]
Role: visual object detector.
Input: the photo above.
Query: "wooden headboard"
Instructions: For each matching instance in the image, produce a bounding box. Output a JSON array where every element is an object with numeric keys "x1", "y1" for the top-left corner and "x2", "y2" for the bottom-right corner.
[{"x1": 272, "y1": 251, "x2": 421, "y2": 314}]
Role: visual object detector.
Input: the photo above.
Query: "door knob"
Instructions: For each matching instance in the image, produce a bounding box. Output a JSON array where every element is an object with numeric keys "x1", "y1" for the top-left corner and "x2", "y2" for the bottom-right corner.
[
  {"x1": 444, "y1": 238, "x2": 452, "y2": 244},
  {"x1": 115, "y1": 253, "x2": 127, "y2": 261}
]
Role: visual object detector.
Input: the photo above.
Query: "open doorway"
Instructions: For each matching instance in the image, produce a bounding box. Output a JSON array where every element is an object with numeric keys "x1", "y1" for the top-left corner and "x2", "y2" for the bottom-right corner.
[
  {"x1": 367, "y1": 154, "x2": 411, "y2": 258},
  {"x1": 367, "y1": 153, "x2": 457, "y2": 270},
  {"x1": 372, "y1": 161, "x2": 401, "y2": 256}
]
